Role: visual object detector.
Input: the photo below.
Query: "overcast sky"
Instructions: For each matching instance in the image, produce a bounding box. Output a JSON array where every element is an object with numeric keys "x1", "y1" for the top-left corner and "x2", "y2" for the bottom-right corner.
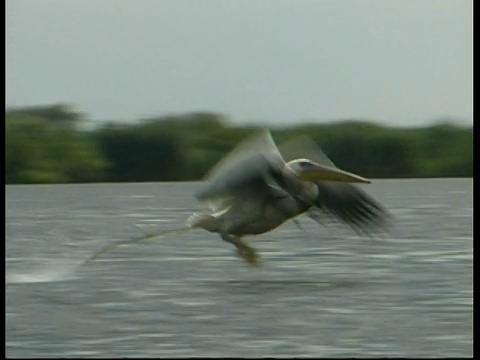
[{"x1": 6, "y1": 0, "x2": 472, "y2": 127}]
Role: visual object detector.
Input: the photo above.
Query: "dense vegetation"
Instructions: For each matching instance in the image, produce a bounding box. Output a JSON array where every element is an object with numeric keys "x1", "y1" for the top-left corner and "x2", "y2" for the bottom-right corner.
[{"x1": 5, "y1": 104, "x2": 473, "y2": 184}]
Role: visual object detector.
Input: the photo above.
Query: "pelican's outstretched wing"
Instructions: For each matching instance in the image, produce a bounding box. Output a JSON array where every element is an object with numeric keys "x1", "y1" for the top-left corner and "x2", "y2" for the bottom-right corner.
[
  {"x1": 279, "y1": 134, "x2": 338, "y2": 169},
  {"x1": 308, "y1": 181, "x2": 391, "y2": 237},
  {"x1": 194, "y1": 129, "x2": 289, "y2": 209},
  {"x1": 279, "y1": 134, "x2": 390, "y2": 235}
]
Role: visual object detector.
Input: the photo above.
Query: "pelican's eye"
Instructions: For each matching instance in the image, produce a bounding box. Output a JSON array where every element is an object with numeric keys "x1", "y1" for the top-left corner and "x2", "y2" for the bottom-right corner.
[{"x1": 299, "y1": 160, "x2": 312, "y2": 167}]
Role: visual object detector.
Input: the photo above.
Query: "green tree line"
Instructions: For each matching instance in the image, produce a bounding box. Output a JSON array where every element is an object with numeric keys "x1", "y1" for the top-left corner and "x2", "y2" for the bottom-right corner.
[{"x1": 5, "y1": 104, "x2": 473, "y2": 184}]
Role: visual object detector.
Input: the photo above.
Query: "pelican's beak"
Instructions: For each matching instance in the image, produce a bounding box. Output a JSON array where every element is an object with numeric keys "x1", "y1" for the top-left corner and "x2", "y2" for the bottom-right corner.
[{"x1": 297, "y1": 163, "x2": 371, "y2": 184}]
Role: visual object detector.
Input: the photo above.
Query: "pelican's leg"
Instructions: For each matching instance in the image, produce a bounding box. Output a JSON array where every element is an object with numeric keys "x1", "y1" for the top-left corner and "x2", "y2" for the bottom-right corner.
[{"x1": 220, "y1": 234, "x2": 261, "y2": 266}]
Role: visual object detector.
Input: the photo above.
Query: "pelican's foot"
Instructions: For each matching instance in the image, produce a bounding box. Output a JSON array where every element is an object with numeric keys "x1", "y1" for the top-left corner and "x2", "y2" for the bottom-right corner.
[
  {"x1": 221, "y1": 234, "x2": 261, "y2": 267},
  {"x1": 236, "y1": 245, "x2": 261, "y2": 267}
]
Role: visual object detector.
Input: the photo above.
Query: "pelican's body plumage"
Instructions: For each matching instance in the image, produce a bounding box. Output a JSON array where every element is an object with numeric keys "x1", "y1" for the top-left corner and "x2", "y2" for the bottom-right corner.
[{"x1": 189, "y1": 129, "x2": 390, "y2": 265}]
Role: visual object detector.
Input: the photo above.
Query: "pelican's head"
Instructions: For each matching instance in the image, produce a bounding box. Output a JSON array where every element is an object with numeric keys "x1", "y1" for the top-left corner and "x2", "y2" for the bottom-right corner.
[{"x1": 286, "y1": 158, "x2": 371, "y2": 184}]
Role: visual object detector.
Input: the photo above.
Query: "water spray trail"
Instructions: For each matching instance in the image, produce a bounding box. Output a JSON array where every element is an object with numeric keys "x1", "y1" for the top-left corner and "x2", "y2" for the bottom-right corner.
[{"x1": 83, "y1": 227, "x2": 191, "y2": 264}]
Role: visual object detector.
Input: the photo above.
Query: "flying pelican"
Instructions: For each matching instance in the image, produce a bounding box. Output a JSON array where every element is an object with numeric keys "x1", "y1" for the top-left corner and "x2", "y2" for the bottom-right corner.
[{"x1": 188, "y1": 129, "x2": 390, "y2": 266}]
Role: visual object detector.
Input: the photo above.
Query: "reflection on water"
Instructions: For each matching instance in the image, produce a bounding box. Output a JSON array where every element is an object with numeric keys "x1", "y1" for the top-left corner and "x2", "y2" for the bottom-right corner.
[{"x1": 6, "y1": 179, "x2": 473, "y2": 358}]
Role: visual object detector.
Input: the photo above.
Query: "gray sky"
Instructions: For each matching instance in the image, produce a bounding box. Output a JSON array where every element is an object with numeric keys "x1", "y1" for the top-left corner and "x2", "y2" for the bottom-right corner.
[{"x1": 6, "y1": 0, "x2": 473, "y2": 127}]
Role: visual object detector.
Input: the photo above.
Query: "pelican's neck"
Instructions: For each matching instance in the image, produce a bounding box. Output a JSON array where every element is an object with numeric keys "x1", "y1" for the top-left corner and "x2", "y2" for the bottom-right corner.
[{"x1": 281, "y1": 164, "x2": 319, "y2": 202}]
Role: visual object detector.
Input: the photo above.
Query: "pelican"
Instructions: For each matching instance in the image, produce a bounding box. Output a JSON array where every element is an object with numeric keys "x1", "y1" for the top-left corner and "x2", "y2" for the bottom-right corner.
[{"x1": 188, "y1": 129, "x2": 390, "y2": 266}]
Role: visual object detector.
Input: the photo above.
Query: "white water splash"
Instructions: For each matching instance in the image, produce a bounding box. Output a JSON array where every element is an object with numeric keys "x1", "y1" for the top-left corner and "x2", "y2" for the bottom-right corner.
[{"x1": 6, "y1": 261, "x2": 79, "y2": 284}]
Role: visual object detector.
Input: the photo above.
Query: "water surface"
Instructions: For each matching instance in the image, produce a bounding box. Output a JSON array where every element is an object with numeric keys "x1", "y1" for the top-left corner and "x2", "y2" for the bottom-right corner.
[{"x1": 6, "y1": 179, "x2": 473, "y2": 358}]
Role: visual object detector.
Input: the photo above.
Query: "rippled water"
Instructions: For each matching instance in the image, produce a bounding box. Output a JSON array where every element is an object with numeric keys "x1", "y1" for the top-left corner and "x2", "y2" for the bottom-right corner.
[{"x1": 6, "y1": 179, "x2": 473, "y2": 358}]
